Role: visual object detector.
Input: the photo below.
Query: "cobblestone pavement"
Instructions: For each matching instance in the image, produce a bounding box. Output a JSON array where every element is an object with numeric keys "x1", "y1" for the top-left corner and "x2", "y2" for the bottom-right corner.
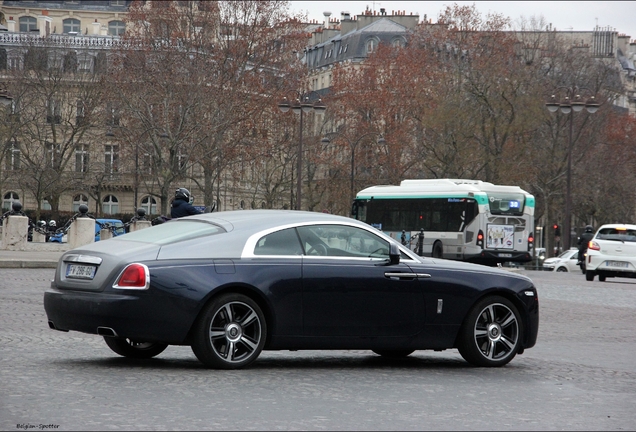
[{"x1": 0, "y1": 269, "x2": 635, "y2": 431}]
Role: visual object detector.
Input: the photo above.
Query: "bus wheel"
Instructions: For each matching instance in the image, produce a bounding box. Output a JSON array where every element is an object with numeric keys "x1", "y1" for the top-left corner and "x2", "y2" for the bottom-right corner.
[{"x1": 432, "y1": 241, "x2": 443, "y2": 258}]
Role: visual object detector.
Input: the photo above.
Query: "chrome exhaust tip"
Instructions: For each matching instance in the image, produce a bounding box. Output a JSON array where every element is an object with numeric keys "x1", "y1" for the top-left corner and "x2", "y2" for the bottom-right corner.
[{"x1": 48, "y1": 321, "x2": 68, "y2": 332}]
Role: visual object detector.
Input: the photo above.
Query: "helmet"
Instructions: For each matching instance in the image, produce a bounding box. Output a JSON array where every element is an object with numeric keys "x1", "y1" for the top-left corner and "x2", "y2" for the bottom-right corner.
[
  {"x1": 49, "y1": 220, "x2": 56, "y2": 227},
  {"x1": 37, "y1": 220, "x2": 46, "y2": 227},
  {"x1": 175, "y1": 187, "x2": 193, "y2": 204},
  {"x1": 585, "y1": 225, "x2": 594, "y2": 233}
]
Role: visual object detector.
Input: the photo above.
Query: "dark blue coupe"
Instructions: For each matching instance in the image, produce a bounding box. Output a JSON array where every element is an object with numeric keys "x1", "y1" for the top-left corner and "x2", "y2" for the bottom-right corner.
[{"x1": 44, "y1": 210, "x2": 539, "y2": 369}]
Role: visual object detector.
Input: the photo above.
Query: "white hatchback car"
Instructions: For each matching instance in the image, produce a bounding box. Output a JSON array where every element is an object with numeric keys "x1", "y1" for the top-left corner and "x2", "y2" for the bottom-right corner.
[
  {"x1": 542, "y1": 248, "x2": 581, "y2": 273},
  {"x1": 585, "y1": 224, "x2": 636, "y2": 282}
]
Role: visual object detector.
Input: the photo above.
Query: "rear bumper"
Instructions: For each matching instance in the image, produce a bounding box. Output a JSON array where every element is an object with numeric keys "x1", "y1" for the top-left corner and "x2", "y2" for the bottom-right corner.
[{"x1": 43, "y1": 286, "x2": 194, "y2": 344}]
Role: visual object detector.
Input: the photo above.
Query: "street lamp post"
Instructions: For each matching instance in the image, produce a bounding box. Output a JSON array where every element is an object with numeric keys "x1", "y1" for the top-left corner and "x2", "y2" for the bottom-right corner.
[
  {"x1": 546, "y1": 88, "x2": 599, "y2": 250},
  {"x1": 321, "y1": 131, "x2": 386, "y2": 203},
  {"x1": 278, "y1": 94, "x2": 326, "y2": 210}
]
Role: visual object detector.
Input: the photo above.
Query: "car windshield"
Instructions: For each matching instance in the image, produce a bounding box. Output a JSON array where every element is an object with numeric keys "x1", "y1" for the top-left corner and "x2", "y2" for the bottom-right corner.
[
  {"x1": 112, "y1": 220, "x2": 225, "y2": 245},
  {"x1": 596, "y1": 228, "x2": 636, "y2": 242},
  {"x1": 557, "y1": 250, "x2": 575, "y2": 258}
]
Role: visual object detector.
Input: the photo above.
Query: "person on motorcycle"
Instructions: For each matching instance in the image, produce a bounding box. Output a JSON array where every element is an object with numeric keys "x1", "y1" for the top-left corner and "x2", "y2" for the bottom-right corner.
[
  {"x1": 577, "y1": 225, "x2": 595, "y2": 265},
  {"x1": 170, "y1": 188, "x2": 202, "y2": 219}
]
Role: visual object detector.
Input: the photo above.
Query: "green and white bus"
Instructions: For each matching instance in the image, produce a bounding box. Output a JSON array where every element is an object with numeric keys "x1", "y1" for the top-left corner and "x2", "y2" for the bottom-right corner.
[{"x1": 352, "y1": 179, "x2": 535, "y2": 265}]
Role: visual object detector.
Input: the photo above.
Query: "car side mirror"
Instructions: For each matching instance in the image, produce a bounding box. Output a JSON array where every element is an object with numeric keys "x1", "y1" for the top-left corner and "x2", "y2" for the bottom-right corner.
[{"x1": 388, "y1": 242, "x2": 400, "y2": 265}]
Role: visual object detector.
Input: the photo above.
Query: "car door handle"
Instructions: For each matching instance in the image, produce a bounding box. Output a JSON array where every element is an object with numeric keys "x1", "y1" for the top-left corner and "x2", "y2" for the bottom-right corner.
[{"x1": 384, "y1": 272, "x2": 431, "y2": 279}]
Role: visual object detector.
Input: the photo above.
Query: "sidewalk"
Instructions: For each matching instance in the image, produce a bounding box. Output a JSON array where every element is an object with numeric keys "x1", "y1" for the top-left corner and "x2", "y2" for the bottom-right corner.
[{"x1": 0, "y1": 243, "x2": 69, "y2": 269}]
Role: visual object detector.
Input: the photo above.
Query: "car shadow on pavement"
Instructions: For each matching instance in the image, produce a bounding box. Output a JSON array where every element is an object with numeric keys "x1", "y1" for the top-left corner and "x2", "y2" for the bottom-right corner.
[{"x1": 48, "y1": 350, "x2": 487, "y2": 371}]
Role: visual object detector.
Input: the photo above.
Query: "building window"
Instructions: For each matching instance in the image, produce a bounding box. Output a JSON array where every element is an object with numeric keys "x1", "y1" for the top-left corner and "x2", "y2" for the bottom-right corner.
[
  {"x1": 111, "y1": 0, "x2": 126, "y2": 6},
  {"x1": 78, "y1": 53, "x2": 93, "y2": 72},
  {"x1": 46, "y1": 143, "x2": 59, "y2": 167},
  {"x1": 95, "y1": 52, "x2": 107, "y2": 74},
  {"x1": 106, "y1": 102, "x2": 120, "y2": 126},
  {"x1": 19, "y1": 16, "x2": 37, "y2": 32},
  {"x1": 104, "y1": 145, "x2": 119, "y2": 173},
  {"x1": 2, "y1": 192, "x2": 19, "y2": 211},
  {"x1": 141, "y1": 196, "x2": 157, "y2": 215},
  {"x1": 41, "y1": 199, "x2": 52, "y2": 211},
  {"x1": 63, "y1": 18, "x2": 81, "y2": 34},
  {"x1": 76, "y1": 100, "x2": 86, "y2": 125},
  {"x1": 25, "y1": 48, "x2": 47, "y2": 71},
  {"x1": 47, "y1": 99, "x2": 61, "y2": 124},
  {"x1": 366, "y1": 38, "x2": 377, "y2": 54},
  {"x1": 108, "y1": 20, "x2": 126, "y2": 36},
  {"x1": 6, "y1": 139, "x2": 20, "y2": 170},
  {"x1": 63, "y1": 51, "x2": 77, "y2": 72},
  {"x1": 72, "y1": 194, "x2": 88, "y2": 212},
  {"x1": 102, "y1": 195, "x2": 119, "y2": 215},
  {"x1": 75, "y1": 144, "x2": 89, "y2": 172},
  {"x1": 142, "y1": 152, "x2": 154, "y2": 174}
]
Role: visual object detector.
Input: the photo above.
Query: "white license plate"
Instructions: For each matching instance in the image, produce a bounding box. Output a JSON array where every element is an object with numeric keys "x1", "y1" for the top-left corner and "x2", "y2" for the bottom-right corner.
[
  {"x1": 66, "y1": 264, "x2": 97, "y2": 279},
  {"x1": 499, "y1": 253, "x2": 512, "y2": 258},
  {"x1": 605, "y1": 261, "x2": 629, "y2": 268}
]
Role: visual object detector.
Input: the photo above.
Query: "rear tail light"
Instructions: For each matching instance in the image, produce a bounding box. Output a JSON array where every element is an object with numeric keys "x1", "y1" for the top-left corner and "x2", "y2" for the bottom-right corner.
[
  {"x1": 588, "y1": 240, "x2": 600, "y2": 251},
  {"x1": 113, "y1": 263, "x2": 150, "y2": 290},
  {"x1": 476, "y1": 230, "x2": 484, "y2": 248}
]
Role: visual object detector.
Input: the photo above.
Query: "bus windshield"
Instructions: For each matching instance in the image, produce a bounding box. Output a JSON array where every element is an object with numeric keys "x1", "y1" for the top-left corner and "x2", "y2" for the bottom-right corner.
[{"x1": 355, "y1": 198, "x2": 478, "y2": 232}]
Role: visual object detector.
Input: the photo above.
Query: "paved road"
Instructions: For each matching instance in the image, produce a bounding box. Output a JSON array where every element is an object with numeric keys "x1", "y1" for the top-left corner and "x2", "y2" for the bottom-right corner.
[{"x1": 1, "y1": 269, "x2": 635, "y2": 431}]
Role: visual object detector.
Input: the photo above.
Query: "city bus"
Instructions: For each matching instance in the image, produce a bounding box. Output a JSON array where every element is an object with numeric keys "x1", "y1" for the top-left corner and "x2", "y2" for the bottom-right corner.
[{"x1": 351, "y1": 179, "x2": 535, "y2": 265}]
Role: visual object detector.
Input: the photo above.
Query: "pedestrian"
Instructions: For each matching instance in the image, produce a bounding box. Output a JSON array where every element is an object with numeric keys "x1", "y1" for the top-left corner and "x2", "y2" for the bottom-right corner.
[
  {"x1": 577, "y1": 225, "x2": 595, "y2": 264},
  {"x1": 170, "y1": 188, "x2": 202, "y2": 219}
]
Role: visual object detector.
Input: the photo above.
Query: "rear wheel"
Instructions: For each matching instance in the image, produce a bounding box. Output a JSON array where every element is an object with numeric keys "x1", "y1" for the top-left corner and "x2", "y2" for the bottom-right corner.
[
  {"x1": 103, "y1": 337, "x2": 168, "y2": 359},
  {"x1": 599, "y1": 274, "x2": 607, "y2": 282},
  {"x1": 191, "y1": 293, "x2": 266, "y2": 369},
  {"x1": 457, "y1": 296, "x2": 522, "y2": 367},
  {"x1": 586, "y1": 270, "x2": 595, "y2": 281},
  {"x1": 432, "y1": 241, "x2": 443, "y2": 259},
  {"x1": 372, "y1": 349, "x2": 415, "y2": 358}
]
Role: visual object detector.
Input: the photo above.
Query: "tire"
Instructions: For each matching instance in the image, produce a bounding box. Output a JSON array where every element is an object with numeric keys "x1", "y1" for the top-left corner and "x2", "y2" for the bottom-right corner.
[
  {"x1": 457, "y1": 296, "x2": 522, "y2": 367},
  {"x1": 432, "y1": 241, "x2": 443, "y2": 259},
  {"x1": 191, "y1": 293, "x2": 266, "y2": 369},
  {"x1": 586, "y1": 270, "x2": 595, "y2": 281},
  {"x1": 599, "y1": 274, "x2": 606, "y2": 282},
  {"x1": 372, "y1": 349, "x2": 415, "y2": 358},
  {"x1": 103, "y1": 337, "x2": 168, "y2": 359},
  {"x1": 556, "y1": 267, "x2": 567, "y2": 272}
]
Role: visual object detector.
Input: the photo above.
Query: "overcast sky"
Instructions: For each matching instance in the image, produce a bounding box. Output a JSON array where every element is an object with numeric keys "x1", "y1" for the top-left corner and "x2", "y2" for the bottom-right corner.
[{"x1": 289, "y1": 1, "x2": 636, "y2": 40}]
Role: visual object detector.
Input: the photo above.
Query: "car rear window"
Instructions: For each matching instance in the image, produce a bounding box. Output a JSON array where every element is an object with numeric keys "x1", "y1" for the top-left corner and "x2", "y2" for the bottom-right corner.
[
  {"x1": 112, "y1": 220, "x2": 225, "y2": 245},
  {"x1": 596, "y1": 228, "x2": 636, "y2": 242}
]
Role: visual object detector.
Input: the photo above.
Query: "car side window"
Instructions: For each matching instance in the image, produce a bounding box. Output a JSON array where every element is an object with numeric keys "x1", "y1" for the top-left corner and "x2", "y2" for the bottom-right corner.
[
  {"x1": 254, "y1": 228, "x2": 303, "y2": 256},
  {"x1": 296, "y1": 225, "x2": 390, "y2": 258}
]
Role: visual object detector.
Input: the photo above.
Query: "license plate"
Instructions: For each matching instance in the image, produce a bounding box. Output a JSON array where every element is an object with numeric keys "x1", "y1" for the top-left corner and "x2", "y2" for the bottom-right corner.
[
  {"x1": 66, "y1": 264, "x2": 97, "y2": 279},
  {"x1": 499, "y1": 253, "x2": 512, "y2": 258},
  {"x1": 605, "y1": 261, "x2": 628, "y2": 268}
]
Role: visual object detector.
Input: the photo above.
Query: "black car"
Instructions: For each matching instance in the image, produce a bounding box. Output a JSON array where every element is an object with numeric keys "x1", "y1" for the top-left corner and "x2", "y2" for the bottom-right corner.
[{"x1": 44, "y1": 210, "x2": 539, "y2": 369}]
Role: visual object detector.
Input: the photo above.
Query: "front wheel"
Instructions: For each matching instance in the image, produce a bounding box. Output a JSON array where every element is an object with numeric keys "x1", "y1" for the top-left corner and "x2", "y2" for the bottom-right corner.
[
  {"x1": 457, "y1": 296, "x2": 522, "y2": 367},
  {"x1": 556, "y1": 267, "x2": 567, "y2": 272},
  {"x1": 191, "y1": 293, "x2": 266, "y2": 369},
  {"x1": 103, "y1": 337, "x2": 168, "y2": 359}
]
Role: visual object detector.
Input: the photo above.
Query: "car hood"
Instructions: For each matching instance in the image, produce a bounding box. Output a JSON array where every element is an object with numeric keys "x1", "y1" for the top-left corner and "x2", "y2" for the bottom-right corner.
[
  {"x1": 414, "y1": 257, "x2": 534, "y2": 283},
  {"x1": 543, "y1": 258, "x2": 560, "y2": 264}
]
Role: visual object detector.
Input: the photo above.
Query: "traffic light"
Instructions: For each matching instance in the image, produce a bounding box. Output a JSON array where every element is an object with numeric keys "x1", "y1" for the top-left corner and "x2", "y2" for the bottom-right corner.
[{"x1": 553, "y1": 224, "x2": 561, "y2": 237}]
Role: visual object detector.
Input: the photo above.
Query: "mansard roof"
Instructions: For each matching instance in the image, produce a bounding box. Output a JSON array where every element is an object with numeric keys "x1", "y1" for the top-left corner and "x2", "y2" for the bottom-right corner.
[{"x1": 305, "y1": 17, "x2": 410, "y2": 70}]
